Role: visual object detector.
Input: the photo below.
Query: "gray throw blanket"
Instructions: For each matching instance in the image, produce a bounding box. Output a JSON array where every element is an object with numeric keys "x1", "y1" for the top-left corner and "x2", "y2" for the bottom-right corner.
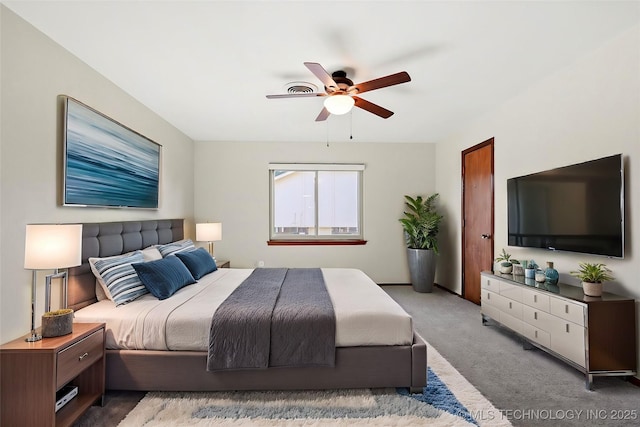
[{"x1": 207, "y1": 268, "x2": 336, "y2": 371}]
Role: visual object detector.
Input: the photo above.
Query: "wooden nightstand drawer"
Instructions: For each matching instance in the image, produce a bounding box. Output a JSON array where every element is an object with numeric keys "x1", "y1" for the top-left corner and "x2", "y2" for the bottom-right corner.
[{"x1": 56, "y1": 329, "x2": 104, "y2": 389}]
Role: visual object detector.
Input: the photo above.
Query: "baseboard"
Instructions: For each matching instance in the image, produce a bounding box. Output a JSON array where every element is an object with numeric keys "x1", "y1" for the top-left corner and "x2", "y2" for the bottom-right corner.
[
  {"x1": 378, "y1": 282, "x2": 460, "y2": 297},
  {"x1": 434, "y1": 283, "x2": 459, "y2": 295}
]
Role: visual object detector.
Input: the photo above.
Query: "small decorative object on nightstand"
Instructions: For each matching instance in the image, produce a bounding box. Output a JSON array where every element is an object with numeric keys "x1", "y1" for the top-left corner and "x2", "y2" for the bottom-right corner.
[
  {"x1": 41, "y1": 308, "x2": 74, "y2": 338},
  {"x1": 0, "y1": 323, "x2": 106, "y2": 427}
]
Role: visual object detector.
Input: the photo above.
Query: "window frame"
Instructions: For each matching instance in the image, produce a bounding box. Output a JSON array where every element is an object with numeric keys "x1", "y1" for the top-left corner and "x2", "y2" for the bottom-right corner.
[{"x1": 268, "y1": 163, "x2": 365, "y2": 245}]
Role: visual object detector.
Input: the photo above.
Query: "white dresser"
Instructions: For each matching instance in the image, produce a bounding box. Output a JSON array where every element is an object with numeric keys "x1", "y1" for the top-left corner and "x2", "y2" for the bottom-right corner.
[{"x1": 480, "y1": 271, "x2": 636, "y2": 389}]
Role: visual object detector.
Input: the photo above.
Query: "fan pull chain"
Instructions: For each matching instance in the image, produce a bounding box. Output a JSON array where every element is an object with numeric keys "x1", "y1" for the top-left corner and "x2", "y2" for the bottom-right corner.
[
  {"x1": 326, "y1": 119, "x2": 330, "y2": 147},
  {"x1": 350, "y1": 110, "x2": 353, "y2": 140}
]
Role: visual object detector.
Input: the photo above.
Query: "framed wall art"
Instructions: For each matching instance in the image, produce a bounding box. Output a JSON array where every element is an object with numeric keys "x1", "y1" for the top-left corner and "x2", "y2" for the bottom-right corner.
[{"x1": 61, "y1": 96, "x2": 161, "y2": 209}]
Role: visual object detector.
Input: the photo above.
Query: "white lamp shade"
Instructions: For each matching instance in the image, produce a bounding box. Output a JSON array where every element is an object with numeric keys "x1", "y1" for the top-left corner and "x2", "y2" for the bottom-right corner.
[
  {"x1": 24, "y1": 224, "x2": 83, "y2": 269},
  {"x1": 196, "y1": 223, "x2": 222, "y2": 242},
  {"x1": 324, "y1": 94, "x2": 355, "y2": 115}
]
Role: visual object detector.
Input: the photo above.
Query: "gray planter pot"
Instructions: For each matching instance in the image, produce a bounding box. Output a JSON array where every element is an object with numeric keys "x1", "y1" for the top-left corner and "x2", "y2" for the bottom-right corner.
[{"x1": 406, "y1": 248, "x2": 437, "y2": 293}]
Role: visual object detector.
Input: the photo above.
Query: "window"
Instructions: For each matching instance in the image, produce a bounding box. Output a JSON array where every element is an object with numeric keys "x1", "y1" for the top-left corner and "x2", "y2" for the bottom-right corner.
[{"x1": 269, "y1": 163, "x2": 365, "y2": 244}]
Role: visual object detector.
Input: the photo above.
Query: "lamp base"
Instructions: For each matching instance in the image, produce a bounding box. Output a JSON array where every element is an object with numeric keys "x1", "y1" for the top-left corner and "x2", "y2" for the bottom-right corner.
[{"x1": 25, "y1": 332, "x2": 42, "y2": 342}]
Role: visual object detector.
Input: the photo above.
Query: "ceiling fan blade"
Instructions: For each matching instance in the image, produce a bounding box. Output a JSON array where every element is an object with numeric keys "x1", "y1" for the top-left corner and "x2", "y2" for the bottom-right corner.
[
  {"x1": 266, "y1": 93, "x2": 326, "y2": 99},
  {"x1": 304, "y1": 62, "x2": 339, "y2": 91},
  {"x1": 315, "y1": 107, "x2": 331, "y2": 122},
  {"x1": 353, "y1": 96, "x2": 394, "y2": 119},
  {"x1": 352, "y1": 71, "x2": 411, "y2": 94}
]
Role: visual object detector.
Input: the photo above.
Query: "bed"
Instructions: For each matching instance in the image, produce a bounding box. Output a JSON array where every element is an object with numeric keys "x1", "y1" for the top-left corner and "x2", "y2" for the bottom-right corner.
[{"x1": 68, "y1": 219, "x2": 427, "y2": 393}]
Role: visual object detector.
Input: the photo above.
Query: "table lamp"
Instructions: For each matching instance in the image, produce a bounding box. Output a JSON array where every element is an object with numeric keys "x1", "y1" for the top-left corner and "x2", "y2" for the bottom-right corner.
[
  {"x1": 23, "y1": 224, "x2": 83, "y2": 342},
  {"x1": 196, "y1": 222, "x2": 222, "y2": 257}
]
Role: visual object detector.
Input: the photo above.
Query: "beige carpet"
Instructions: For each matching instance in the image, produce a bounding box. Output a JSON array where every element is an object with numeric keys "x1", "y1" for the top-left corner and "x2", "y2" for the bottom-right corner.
[{"x1": 118, "y1": 342, "x2": 512, "y2": 426}]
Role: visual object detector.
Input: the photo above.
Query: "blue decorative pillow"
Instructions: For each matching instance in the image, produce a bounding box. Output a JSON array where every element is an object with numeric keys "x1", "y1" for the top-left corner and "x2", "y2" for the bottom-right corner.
[
  {"x1": 157, "y1": 239, "x2": 195, "y2": 257},
  {"x1": 132, "y1": 257, "x2": 196, "y2": 300},
  {"x1": 175, "y1": 247, "x2": 218, "y2": 280},
  {"x1": 90, "y1": 251, "x2": 147, "y2": 306}
]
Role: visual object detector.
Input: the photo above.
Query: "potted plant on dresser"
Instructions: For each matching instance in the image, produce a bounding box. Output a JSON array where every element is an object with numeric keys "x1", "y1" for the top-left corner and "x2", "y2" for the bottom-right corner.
[
  {"x1": 495, "y1": 248, "x2": 519, "y2": 274},
  {"x1": 570, "y1": 262, "x2": 614, "y2": 297},
  {"x1": 399, "y1": 193, "x2": 444, "y2": 293}
]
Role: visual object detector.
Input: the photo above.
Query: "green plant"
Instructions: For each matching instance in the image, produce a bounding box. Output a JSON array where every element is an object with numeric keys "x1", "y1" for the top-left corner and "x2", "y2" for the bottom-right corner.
[
  {"x1": 399, "y1": 194, "x2": 444, "y2": 253},
  {"x1": 495, "y1": 248, "x2": 513, "y2": 266},
  {"x1": 570, "y1": 263, "x2": 614, "y2": 283}
]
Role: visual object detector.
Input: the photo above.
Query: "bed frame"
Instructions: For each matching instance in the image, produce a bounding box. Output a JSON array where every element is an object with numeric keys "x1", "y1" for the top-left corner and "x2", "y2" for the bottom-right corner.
[{"x1": 67, "y1": 219, "x2": 427, "y2": 393}]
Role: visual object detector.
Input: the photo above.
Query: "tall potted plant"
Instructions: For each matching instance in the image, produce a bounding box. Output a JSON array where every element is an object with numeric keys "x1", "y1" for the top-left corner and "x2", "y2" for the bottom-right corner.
[{"x1": 399, "y1": 194, "x2": 444, "y2": 293}]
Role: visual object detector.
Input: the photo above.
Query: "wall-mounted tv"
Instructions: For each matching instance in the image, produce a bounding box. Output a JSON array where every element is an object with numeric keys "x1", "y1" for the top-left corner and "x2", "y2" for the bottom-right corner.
[
  {"x1": 62, "y1": 96, "x2": 161, "y2": 209},
  {"x1": 507, "y1": 154, "x2": 624, "y2": 258}
]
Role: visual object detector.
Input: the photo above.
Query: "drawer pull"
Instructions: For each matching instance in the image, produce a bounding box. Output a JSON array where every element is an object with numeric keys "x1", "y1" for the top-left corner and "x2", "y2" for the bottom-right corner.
[
  {"x1": 534, "y1": 312, "x2": 538, "y2": 320},
  {"x1": 79, "y1": 352, "x2": 89, "y2": 361},
  {"x1": 565, "y1": 324, "x2": 570, "y2": 333},
  {"x1": 509, "y1": 302, "x2": 512, "y2": 309},
  {"x1": 565, "y1": 304, "x2": 569, "y2": 314},
  {"x1": 535, "y1": 330, "x2": 538, "y2": 338},
  {"x1": 487, "y1": 293, "x2": 490, "y2": 300},
  {"x1": 534, "y1": 295, "x2": 537, "y2": 303}
]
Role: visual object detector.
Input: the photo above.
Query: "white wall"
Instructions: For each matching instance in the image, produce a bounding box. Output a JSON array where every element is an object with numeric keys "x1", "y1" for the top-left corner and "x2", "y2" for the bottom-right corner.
[
  {"x1": 194, "y1": 141, "x2": 436, "y2": 283},
  {"x1": 0, "y1": 6, "x2": 195, "y2": 343},
  {"x1": 435, "y1": 25, "x2": 640, "y2": 374}
]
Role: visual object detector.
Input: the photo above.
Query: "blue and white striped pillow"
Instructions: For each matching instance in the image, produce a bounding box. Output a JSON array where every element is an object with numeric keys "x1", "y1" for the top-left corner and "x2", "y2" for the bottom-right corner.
[
  {"x1": 157, "y1": 239, "x2": 195, "y2": 258},
  {"x1": 89, "y1": 251, "x2": 148, "y2": 306}
]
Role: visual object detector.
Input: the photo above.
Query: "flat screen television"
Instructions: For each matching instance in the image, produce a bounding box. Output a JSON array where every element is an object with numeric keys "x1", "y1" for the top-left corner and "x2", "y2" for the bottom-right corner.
[
  {"x1": 62, "y1": 96, "x2": 161, "y2": 209},
  {"x1": 507, "y1": 154, "x2": 624, "y2": 258}
]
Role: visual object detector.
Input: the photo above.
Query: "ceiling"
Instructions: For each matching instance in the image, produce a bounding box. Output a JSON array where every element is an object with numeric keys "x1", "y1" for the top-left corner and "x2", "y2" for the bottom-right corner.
[{"x1": 3, "y1": 1, "x2": 639, "y2": 143}]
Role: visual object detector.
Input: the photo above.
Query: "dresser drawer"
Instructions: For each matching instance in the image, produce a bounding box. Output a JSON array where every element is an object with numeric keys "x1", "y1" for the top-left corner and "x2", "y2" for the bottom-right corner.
[
  {"x1": 522, "y1": 322, "x2": 551, "y2": 348},
  {"x1": 549, "y1": 297, "x2": 585, "y2": 326},
  {"x1": 57, "y1": 329, "x2": 104, "y2": 389},
  {"x1": 499, "y1": 281, "x2": 522, "y2": 302},
  {"x1": 481, "y1": 288, "x2": 502, "y2": 307},
  {"x1": 481, "y1": 275, "x2": 499, "y2": 292},
  {"x1": 481, "y1": 303, "x2": 502, "y2": 322},
  {"x1": 549, "y1": 320, "x2": 586, "y2": 368},
  {"x1": 522, "y1": 305, "x2": 555, "y2": 332},
  {"x1": 499, "y1": 310, "x2": 523, "y2": 335},
  {"x1": 521, "y1": 288, "x2": 550, "y2": 312}
]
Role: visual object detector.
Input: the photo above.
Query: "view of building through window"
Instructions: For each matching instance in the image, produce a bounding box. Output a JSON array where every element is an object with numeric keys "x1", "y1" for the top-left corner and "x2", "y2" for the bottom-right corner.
[{"x1": 270, "y1": 165, "x2": 363, "y2": 240}]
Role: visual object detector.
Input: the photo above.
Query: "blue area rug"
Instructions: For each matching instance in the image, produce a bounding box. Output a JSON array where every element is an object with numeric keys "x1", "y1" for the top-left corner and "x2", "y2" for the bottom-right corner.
[
  {"x1": 398, "y1": 368, "x2": 478, "y2": 425},
  {"x1": 118, "y1": 343, "x2": 511, "y2": 426}
]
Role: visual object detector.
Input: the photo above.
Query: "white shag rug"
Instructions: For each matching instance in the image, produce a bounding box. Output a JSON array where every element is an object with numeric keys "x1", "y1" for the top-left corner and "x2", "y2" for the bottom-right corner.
[{"x1": 118, "y1": 343, "x2": 512, "y2": 426}]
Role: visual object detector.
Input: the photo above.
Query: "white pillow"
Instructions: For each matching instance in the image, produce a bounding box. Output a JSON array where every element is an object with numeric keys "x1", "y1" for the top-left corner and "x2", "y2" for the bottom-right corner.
[
  {"x1": 142, "y1": 246, "x2": 163, "y2": 261},
  {"x1": 95, "y1": 278, "x2": 108, "y2": 301}
]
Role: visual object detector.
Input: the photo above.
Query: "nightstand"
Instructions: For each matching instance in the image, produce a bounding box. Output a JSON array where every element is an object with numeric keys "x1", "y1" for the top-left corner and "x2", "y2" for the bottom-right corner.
[
  {"x1": 216, "y1": 259, "x2": 230, "y2": 268},
  {"x1": 0, "y1": 322, "x2": 105, "y2": 427}
]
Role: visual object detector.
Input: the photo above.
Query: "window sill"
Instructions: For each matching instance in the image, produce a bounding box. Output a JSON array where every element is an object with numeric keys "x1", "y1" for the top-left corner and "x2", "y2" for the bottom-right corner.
[{"x1": 267, "y1": 239, "x2": 367, "y2": 246}]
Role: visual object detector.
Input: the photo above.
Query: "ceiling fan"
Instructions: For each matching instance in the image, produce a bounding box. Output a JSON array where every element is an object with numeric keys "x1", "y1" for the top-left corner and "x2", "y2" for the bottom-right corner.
[{"x1": 266, "y1": 62, "x2": 411, "y2": 121}]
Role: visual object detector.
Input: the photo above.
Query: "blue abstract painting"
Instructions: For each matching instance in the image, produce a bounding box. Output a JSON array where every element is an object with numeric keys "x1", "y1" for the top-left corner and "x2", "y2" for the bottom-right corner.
[{"x1": 63, "y1": 97, "x2": 160, "y2": 209}]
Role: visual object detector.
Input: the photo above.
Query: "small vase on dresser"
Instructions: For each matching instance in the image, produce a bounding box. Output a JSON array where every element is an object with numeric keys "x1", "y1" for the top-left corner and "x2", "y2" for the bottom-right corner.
[{"x1": 544, "y1": 261, "x2": 559, "y2": 285}]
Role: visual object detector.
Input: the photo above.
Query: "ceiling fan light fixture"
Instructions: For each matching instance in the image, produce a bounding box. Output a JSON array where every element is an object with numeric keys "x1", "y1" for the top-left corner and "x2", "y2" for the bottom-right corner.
[{"x1": 324, "y1": 94, "x2": 354, "y2": 115}]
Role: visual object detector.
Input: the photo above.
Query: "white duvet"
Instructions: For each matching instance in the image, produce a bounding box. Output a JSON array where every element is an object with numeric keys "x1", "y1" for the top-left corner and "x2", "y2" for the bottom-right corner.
[{"x1": 74, "y1": 268, "x2": 413, "y2": 351}]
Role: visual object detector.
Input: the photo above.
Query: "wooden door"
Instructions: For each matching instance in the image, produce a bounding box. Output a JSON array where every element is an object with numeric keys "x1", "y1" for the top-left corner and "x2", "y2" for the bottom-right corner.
[{"x1": 462, "y1": 139, "x2": 494, "y2": 304}]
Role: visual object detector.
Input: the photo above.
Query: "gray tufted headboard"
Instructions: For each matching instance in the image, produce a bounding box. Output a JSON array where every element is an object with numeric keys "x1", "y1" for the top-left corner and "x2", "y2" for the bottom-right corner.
[{"x1": 67, "y1": 219, "x2": 184, "y2": 311}]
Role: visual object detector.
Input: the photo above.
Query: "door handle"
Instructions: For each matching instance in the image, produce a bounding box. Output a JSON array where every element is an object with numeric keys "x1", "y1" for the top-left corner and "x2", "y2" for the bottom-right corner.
[{"x1": 481, "y1": 234, "x2": 491, "y2": 239}]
